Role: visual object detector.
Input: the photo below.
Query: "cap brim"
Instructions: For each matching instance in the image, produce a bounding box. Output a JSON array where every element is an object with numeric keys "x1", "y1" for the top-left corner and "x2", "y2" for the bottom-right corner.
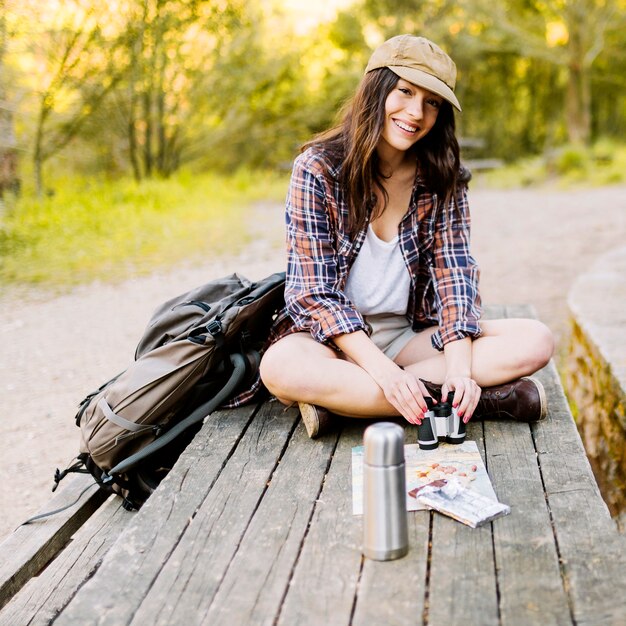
[{"x1": 388, "y1": 66, "x2": 461, "y2": 112}]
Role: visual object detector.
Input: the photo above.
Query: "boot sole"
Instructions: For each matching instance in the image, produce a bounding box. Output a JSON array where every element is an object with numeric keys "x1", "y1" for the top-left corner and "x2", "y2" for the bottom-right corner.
[
  {"x1": 298, "y1": 402, "x2": 320, "y2": 438},
  {"x1": 520, "y1": 376, "x2": 548, "y2": 421}
]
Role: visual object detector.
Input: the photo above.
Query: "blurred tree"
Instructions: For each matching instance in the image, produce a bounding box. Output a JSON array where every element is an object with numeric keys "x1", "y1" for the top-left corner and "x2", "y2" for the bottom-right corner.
[
  {"x1": 475, "y1": 0, "x2": 625, "y2": 145},
  {"x1": 113, "y1": 0, "x2": 265, "y2": 180},
  {"x1": 6, "y1": 0, "x2": 624, "y2": 183},
  {"x1": 0, "y1": 0, "x2": 19, "y2": 198},
  {"x1": 24, "y1": 1, "x2": 123, "y2": 195},
  {"x1": 357, "y1": 0, "x2": 626, "y2": 154},
  {"x1": 178, "y1": 3, "x2": 369, "y2": 171}
]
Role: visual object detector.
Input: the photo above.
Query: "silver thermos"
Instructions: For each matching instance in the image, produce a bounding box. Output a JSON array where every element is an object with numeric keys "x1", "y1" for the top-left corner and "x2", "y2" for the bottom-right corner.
[{"x1": 362, "y1": 422, "x2": 409, "y2": 561}]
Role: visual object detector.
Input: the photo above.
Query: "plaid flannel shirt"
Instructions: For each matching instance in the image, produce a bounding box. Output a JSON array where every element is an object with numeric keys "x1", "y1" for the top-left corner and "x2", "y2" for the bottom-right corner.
[{"x1": 228, "y1": 147, "x2": 482, "y2": 407}]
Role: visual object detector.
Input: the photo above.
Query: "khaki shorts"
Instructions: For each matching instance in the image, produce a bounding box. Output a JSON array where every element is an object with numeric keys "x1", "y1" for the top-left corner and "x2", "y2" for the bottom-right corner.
[{"x1": 365, "y1": 314, "x2": 421, "y2": 361}]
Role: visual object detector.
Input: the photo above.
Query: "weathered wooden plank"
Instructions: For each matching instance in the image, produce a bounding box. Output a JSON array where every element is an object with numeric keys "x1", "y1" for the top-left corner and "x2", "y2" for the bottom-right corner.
[
  {"x1": 426, "y1": 421, "x2": 499, "y2": 626},
  {"x1": 424, "y1": 304, "x2": 501, "y2": 625},
  {"x1": 53, "y1": 403, "x2": 261, "y2": 625},
  {"x1": 26, "y1": 302, "x2": 624, "y2": 626},
  {"x1": 533, "y1": 361, "x2": 626, "y2": 625},
  {"x1": 125, "y1": 400, "x2": 302, "y2": 626},
  {"x1": 276, "y1": 424, "x2": 363, "y2": 626},
  {"x1": 0, "y1": 473, "x2": 107, "y2": 609},
  {"x1": 485, "y1": 418, "x2": 572, "y2": 625},
  {"x1": 198, "y1": 418, "x2": 339, "y2": 626},
  {"x1": 352, "y1": 510, "x2": 430, "y2": 626},
  {"x1": 503, "y1": 304, "x2": 626, "y2": 622},
  {"x1": 471, "y1": 304, "x2": 573, "y2": 624},
  {"x1": 0, "y1": 495, "x2": 129, "y2": 626}
]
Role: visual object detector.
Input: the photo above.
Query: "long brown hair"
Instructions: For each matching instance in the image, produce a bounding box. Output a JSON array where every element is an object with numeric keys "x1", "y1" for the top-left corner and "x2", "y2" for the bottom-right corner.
[{"x1": 303, "y1": 68, "x2": 467, "y2": 234}]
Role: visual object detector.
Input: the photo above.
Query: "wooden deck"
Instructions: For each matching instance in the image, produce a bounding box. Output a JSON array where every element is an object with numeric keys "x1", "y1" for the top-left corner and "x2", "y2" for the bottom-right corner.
[{"x1": 1, "y1": 305, "x2": 625, "y2": 625}]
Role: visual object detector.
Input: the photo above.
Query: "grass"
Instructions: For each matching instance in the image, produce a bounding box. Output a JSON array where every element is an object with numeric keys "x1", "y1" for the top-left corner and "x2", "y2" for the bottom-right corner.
[
  {"x1": 0, "y1": 169, "x2": 289, "y2": 289},
  {"x1": 476, "y1": 140, "x2": 626, "y2": 189},
  {"x1": 2, "y1": 140, "x2": 625, "y2": 290}
]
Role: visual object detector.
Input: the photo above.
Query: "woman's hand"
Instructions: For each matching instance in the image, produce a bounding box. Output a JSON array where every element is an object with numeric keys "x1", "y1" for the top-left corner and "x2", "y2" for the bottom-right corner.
[
  {"x1": 441, "y1": 376, "x2": 481, "y2": 423},
  {"x1": 377, "y1": 364, "x2": 431, "y2": 425},
  {"x1": 333, "y1": 330, "x2": 431, "y2": 425},
  {"x1": 441, "y1": 337, "x2": 479, "y2": 423}
]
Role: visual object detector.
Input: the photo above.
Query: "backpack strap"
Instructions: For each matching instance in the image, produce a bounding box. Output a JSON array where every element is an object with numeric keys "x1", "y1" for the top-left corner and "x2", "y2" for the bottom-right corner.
[
  {"x1": 52, "y1": 457, "x2": 90, "y2": 492},
  {"x1": 104, "y1": 351, "x2": 248, "y2": 478},
  {"x1": 20, "y1": 481, "x2": 100, "y2": 526},
  {"x1": 98, "y1": 398, "x2": 155, "y2": 433}
]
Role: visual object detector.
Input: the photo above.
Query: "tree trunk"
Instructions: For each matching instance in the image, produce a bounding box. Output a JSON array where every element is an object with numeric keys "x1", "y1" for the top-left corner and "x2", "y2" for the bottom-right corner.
[
  {"x1": 566, "y1": 61, "x2": 591, "y2": 145},
  {"x1": 128, "y1": 35, "x2": 141, "y2": 181},
  {"x1": 156, "y1": 49, "x2": 166, "y2": 175},
  {"x1": 34, "y1": 150, "x2": 43, "y2": 198},
  {"x1": 0, "y1": 10, "x2": 19, "y2": 197},
  {"x1": 142, "y1": 89, "x2": 153, "y2": 177},
  {"x1": 564, "y1": 21, "x2": 592, "y2": 145},
  {"x1": 128, "y1": 104, "x2": 141, "y2": 181},
  {"x1": 33, "y1": 99, "x2": 48, "y2": 197}
]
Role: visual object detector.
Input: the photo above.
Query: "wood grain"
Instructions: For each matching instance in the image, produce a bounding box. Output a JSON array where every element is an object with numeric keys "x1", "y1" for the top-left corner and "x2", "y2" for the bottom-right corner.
[
  {"x1": 199, "y1": 417, "x2": 338, "y2": 626},
  {"x1": 53, "y1": 404, "x2": 260, "y2": 625},
  {"x1": 0, "y1": 496, "x2": 128, "y2": 626},
  {"x1": 277, "y1": 424, "x2": 363, "y2": 626},
  {"x1": 0, "y1": 473, "x2": 107, "y2": 610},
  {"x1": 426, "y1": 421, "x2": 500, "y2": 626},
  {"x1": 127, "y1": 400, "x2": 302, "y2": 626}
]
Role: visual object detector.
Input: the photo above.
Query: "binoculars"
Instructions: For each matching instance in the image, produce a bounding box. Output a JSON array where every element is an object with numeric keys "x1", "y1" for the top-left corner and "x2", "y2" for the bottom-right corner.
[{"x1": 417, "y1": 391, "x2": 466, "y2": 450}]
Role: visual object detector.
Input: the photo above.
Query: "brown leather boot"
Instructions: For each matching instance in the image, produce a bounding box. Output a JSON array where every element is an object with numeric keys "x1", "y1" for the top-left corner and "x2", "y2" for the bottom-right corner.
[
  {"x1": 298, "y1": 402, "x2": 335, "y2": 438},
  {"x1": 420, "y1": 377, "x2": 548, "y2": 422}
]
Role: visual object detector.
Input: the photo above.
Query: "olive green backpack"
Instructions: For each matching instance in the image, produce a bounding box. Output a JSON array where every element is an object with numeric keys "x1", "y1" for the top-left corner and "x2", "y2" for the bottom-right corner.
[{"x1": 53, "y1": 272, "x2": 285, "y2": 511}]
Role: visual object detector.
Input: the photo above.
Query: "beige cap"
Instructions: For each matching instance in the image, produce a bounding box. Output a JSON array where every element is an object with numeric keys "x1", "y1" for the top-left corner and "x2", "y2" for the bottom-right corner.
[{"x1": 365, "y1": 35, "x2": 461, "y2": 112}]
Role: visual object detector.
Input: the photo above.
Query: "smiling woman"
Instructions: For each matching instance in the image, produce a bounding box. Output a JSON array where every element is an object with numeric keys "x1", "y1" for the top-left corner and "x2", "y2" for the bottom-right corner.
[
  {"x1": 249, "y1": 34, "x2": 556, "y2": 439},
  {"x1": 379, "y1": 80, "x2": 443, "y2": 158}
]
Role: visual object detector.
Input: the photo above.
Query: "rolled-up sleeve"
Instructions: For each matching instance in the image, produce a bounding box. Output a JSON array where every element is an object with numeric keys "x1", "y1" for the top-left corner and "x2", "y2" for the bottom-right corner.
[
  {"x1": 284, "y1": 154, "x2": 367, "y2": 344},
  {"x1": 429, "y1": 185, "x2": 482, "y2": 351}
]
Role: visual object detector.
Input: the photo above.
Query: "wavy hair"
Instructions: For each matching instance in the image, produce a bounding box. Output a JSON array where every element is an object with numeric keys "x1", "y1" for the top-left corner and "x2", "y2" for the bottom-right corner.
[{"x1": 303, "y1": 68, "x2": 468, "y2": 235}]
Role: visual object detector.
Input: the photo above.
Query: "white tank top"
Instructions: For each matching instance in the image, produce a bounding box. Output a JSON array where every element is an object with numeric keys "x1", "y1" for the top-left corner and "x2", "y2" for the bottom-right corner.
[{"x1": 345, "y1": 225, "x2": 411, "y2": 316}]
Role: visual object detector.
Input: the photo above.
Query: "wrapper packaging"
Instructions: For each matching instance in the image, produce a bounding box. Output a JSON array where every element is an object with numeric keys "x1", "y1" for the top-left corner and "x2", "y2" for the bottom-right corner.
[{"x1": 409, "y1": 478, "x2": 511, "y2": 528}]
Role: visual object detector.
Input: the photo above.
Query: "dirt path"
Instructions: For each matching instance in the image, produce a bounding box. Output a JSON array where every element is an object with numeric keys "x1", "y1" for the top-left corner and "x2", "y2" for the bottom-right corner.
[{"x1": 1, "y1": 185, "x2": 625, "y2": 541}]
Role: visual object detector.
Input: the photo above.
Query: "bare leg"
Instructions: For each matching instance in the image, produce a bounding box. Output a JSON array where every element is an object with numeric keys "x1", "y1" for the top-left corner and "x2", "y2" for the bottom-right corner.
[
  {"x1": 395, "y1": 318, "x2": 554, "y2": 387},
  {"x1": 259, "y1": 318, "x2": 554, "y2": 418},
  {"x1": 260, "y1": 333, "x2": 399, "y2": 417}
]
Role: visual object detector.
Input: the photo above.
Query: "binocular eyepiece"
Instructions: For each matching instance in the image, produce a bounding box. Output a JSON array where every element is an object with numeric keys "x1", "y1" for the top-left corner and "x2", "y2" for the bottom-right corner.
[{"x1": 417, "y1": 391, "x2": 466, "y2": 450}]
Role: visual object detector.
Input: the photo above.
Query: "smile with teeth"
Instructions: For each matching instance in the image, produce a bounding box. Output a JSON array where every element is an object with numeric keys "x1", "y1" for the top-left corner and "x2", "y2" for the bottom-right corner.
[{"x1": 393, "y1": 119, "x2": 418, "y2": 133}]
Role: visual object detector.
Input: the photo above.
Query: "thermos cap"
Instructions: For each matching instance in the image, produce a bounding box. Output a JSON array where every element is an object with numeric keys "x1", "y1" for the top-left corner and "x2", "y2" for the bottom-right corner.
[{"x1": 363, "y1": 422, "x2": 405, "y2": 466}]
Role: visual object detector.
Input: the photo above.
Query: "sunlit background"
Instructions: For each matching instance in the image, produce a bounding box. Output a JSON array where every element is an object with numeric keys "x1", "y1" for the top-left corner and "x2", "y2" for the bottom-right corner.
[
  {"x1": 0, "y1": 0, "x2": 625, "y2": 285},
  {"x1": 278, "y1": 0, "x2": 356, "y2": 34},
  {"x1": 1, "y1": 0, "x2": 625, "y2": 546}
]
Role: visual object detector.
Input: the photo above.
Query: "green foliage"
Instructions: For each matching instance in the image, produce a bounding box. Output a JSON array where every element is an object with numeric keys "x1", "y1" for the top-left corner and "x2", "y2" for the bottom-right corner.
[
  {"x1": 5, "y1": 0, "x2": 626, "y2": 293},
  {"x1": 0, "y1": 170, "x2": 288, "y2": 287},
  {"x1": 5, "y1": 0, "x2": 626, "y2": 189},
  {"x1": 0, "y1": 0, "x2": 626, "y2": 200},
  {"x1": 480, "y1": 141, "x2": 626, "y2": 188},
  {"x1": 553, "y1": 145, "x2": 589, "y2": 175}
]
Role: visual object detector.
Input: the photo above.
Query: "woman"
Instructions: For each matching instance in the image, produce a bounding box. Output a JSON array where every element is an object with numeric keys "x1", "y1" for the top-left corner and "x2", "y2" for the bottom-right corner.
[{"x1": 259, "y1": 34, "x2": 554, "y2": 438}]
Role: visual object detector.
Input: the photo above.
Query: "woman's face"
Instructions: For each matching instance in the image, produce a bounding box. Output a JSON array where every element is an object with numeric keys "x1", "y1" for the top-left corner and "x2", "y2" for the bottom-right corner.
[{"x1": 378, "y1": 79, "x2": 443, "y2": 156}]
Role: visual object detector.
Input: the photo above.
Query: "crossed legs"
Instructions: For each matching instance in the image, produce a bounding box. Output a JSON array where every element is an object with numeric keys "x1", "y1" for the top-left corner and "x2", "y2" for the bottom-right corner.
[{"x1": 259, "y1": 318, "x2": 554, "y2": 418}]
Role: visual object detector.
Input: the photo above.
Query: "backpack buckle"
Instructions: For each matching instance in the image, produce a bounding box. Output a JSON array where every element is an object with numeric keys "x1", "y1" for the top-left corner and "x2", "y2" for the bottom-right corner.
[
  {"x1": 101, "y1": 472, "x2": 114, "y2": 485},
  {"x1": 206, "y1": 320, "x2": 223, "y2": 336}
]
